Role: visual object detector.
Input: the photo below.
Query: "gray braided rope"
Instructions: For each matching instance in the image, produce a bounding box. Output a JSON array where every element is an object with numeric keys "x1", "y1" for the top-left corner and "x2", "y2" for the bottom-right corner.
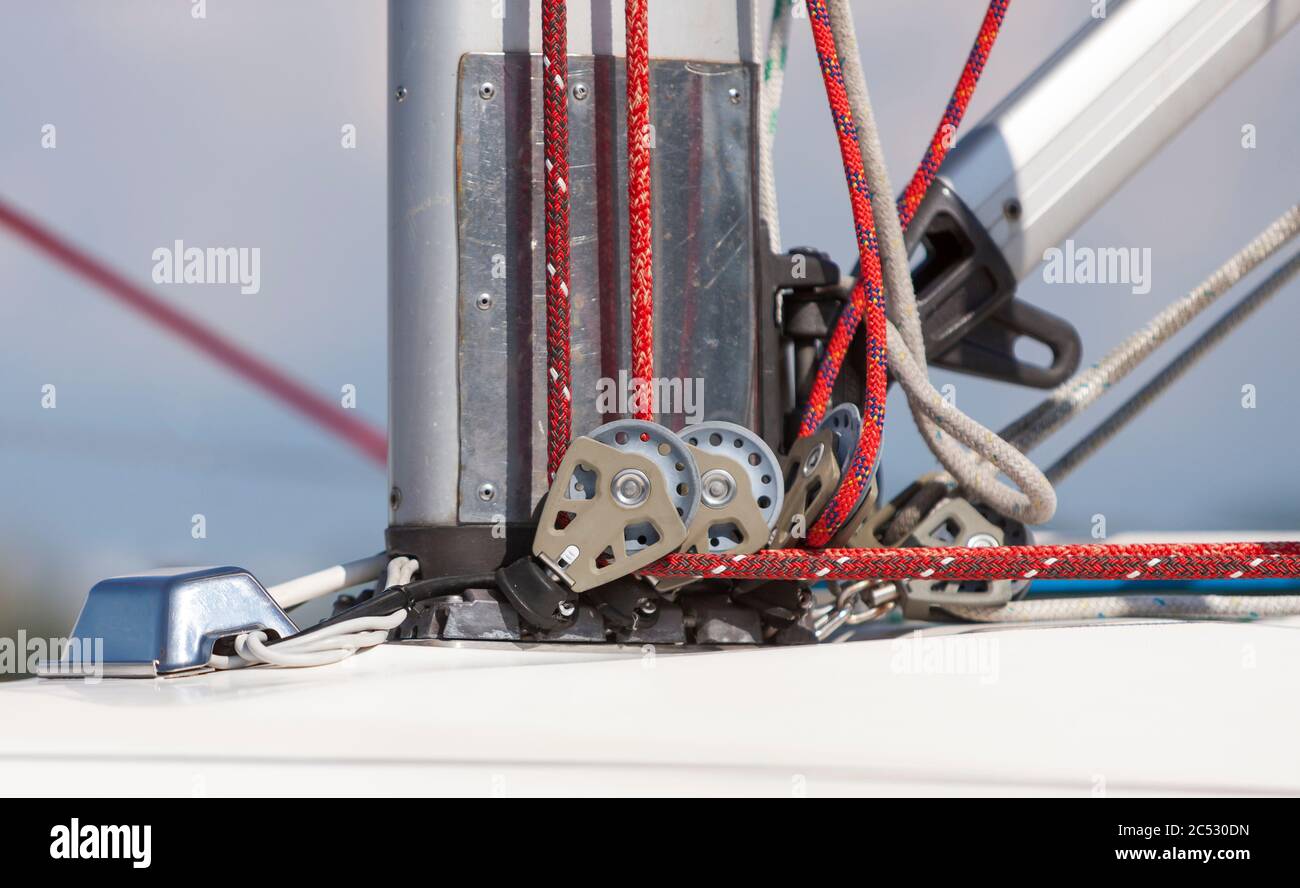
[
  {"x1": 1003, "y1": 204, "x2": 1300, "y2": 454},
  {"x1": 1046, "y1": 249, "x2": 1300, "y2": 484}
]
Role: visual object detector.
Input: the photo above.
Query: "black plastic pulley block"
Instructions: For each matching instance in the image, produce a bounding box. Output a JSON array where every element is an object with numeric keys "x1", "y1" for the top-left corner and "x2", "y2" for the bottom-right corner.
[{"x1": 494, "y1": 557, "x2": 579, "y2": 632}]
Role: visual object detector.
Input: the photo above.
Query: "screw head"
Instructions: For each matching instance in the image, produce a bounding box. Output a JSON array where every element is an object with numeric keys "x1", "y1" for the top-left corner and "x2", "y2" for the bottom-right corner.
[
  {"x1": 966, "y1": 532, "x2": 999, "y2": 548},
  {"x1": 479, "y1": 81, "x2": 496, "y2": 100},
  {"x1": 394, "y1": 86, "x2": 408, "y2": 103},
  {"x1": 700, "y1": 469, "x2": 736, "y2": 508},
  {"x1": 389, "y1": 487, "x2": 402, "y2": 510},
  {"x1": 636, "y1": 599, "x2": 658, "y2": 616},
  {"x1": 572, "y1": 83, "x2": 589, "y2": 101},
  {"x1": 612, "y1": 469, "x2": 650, "y2": 507},
  {"x1": 477, "y1": 482, "x2": 496, "y2": 502},
  {"x1": 475, "y1": 292, "x2": 493, "y2": 310},
  {"x1": 728, "y1": 87, "x2": 742, "y2": 104},
  {"x1": 554, "y1": 600, "x2": 577, "y2": 619},
  {"x1": 1003, "y1": 197, "x2": 1023, "y2": 222}
]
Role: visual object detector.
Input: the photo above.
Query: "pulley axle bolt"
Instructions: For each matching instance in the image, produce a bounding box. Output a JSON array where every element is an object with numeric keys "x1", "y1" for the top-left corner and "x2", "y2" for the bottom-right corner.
[
  {"x1": 612, "y1": 469, "x2": 650, "y2": 507},
  {"x1": 554, "y1": 600, "x2": 576, "y2": 619},
  {"x1": 966, "y1": 533, "x2": 999, "y2": 548},
  {"x1": 636, "y1": 599, "x2": 658, "y2": 616},
  {"x1": 700, "y1": 469, "x2": 736, "y2": 508},
  {"x1": 803, "y1": 442, "x2": 825, "y2": 476},
  {"x1": 479, "y1": 82, "x2": 496, "y2": 100},
  {"x1": 477, "y1": 482, "x2": 497, "y2": 502},
  {"x1": 572, "y1": 83, "x2": 589, "y2": 101}
]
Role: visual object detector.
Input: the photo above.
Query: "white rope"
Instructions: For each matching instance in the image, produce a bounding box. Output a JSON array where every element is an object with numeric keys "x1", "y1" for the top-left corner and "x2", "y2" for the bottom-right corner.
[
  {"x1": 943, "y1": 594, "x2": 1300, "y2": 623},
  {"x1": 758, "y1": 0, "x2": 793, "y2": 249},
  {"x1": 214, "y1": 556, "x2": 420, "y2": 670},
  {"x1": 886, "y1": 323, "x2": 1056, "y2": 522},
  {"x1": 210, "y1": 610, "x2": 408, "y2": 670},
  {"x1": 384, "y1": 555, "x2": 419, "y2": 591}
]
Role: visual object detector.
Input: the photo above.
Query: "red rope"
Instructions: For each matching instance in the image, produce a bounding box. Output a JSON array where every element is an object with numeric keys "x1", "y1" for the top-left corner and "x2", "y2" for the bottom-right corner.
[
  {"x1": 626, "y1": 0, "x2": 655, "y2": 421},
  {"x1": 897, "y1": 0, "x2": 1010, "y2": 230},
  {"x1": 543, "y1": 0, "x2": 574, "y2": 480},
  {"x1": 796, "y1": 0, "x2": 1010, "y2": 544},
  {"x1": 0, "y1": 197, "x2": 388, "y2": 467},
  {"x1": 650, "y1": 541, "x2": 1300, "y2": 583},
  {"x1": 796, "y1": 0, "x2": 890, "y2": 547}
]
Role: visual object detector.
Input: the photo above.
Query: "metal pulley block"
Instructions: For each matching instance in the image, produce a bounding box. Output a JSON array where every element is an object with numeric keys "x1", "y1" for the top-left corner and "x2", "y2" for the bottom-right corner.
[
  {"x1": 845, "y1": 472, "x2": 951, "y2": 549},
  {"x1": 827, "y1": 475, "x2": 880, "y2": 547},
  {"x1": 898, "y1": 494, "x2": 1033, "y2": 619},
  {"x1": 770, "y1": 427, "x2": 841, "y2": 547},
  {"x1": 656, "y1": 421, "x2": 783, "y2": 593},
  {"x1": 496, "y1": 419, "x2": 700, "y2": 630},
  {"x1": 820, "y1": 403, "x2": 862, "y2": 472},
  {"x1": 770, "y1": 403, "x2": 869, "y2": 547}
]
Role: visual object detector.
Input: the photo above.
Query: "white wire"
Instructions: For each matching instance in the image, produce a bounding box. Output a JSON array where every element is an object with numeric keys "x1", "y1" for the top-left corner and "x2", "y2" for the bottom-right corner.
[
  {"x1": 384, "y1": 555, "x2": 419, "y2": 591},
  {"x1": 214, "y1": 556, "x2": 420, "y2": 671},
  {"x1": 212, "y1": 609, "x2": 409, "y2": 671}
]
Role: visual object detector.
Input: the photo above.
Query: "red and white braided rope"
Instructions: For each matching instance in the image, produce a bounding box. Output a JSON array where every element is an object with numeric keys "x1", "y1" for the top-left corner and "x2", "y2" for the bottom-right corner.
[
  {"x1": 649, "y1": 541, "x2": 1300, "y2": 583},
  {"x1": 543, "y1": 0, "x2": 574, "y2": 480},
  {"x1": 626, "y1": 0, "x2": 655, "y2": 421}
]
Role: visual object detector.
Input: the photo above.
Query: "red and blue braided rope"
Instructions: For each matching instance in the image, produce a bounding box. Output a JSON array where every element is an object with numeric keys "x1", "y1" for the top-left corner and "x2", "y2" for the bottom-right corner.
[
  {"x1": 800, "y1": 0, "x2": 891, "y2": 547},
  {"x1": 798, "y1": 0, "x2": 1010, "y2": 544}
]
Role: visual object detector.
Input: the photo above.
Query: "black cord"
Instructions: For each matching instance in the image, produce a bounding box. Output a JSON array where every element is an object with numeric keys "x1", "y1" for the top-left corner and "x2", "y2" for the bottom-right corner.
[{"x1": 269, "y1": 572, "x2": 498, "y2": 645}]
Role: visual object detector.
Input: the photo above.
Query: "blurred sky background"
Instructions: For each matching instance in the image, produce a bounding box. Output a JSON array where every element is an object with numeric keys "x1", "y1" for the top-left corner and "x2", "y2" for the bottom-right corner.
[{"x1": 1, "y1": 0, "x2": 1298, "y2": 641}]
